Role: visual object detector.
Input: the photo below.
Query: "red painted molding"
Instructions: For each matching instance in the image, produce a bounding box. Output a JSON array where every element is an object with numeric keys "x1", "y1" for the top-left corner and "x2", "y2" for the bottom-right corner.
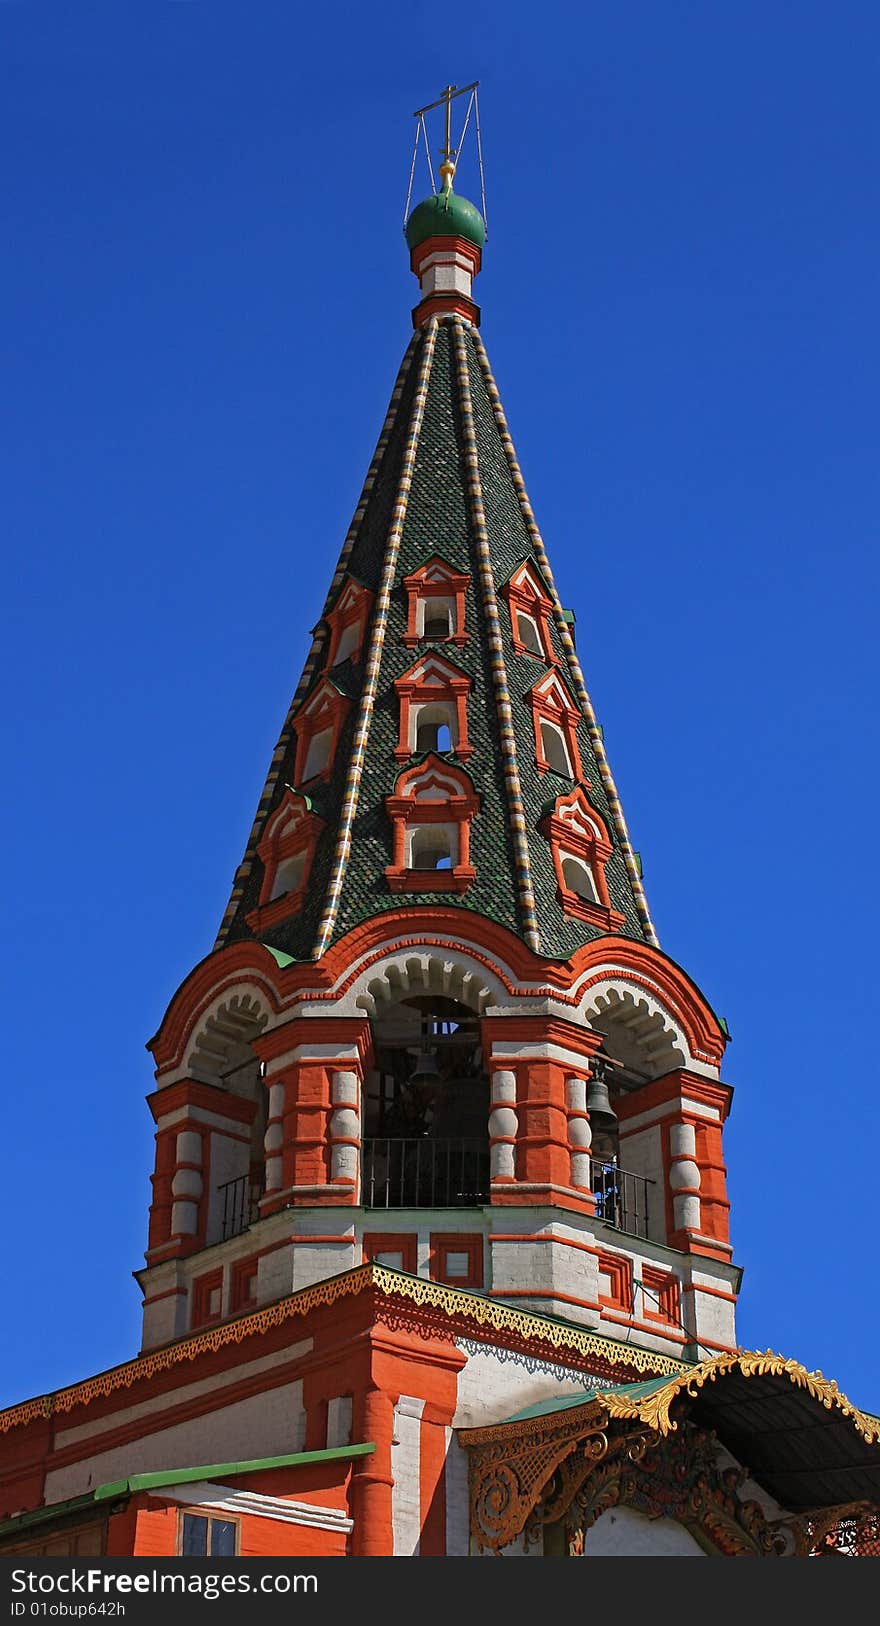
[
  {"x1": 384, "y1": 754, "x2": 480, "y2": 894},
  {"x1": 245, "y1": 789, "x2": 325, "y2": 933},
  {"x1": 393, "y1": 651, "x2": 474, "y2": 761},
  {"x1": 429, "y1": 1233, "x2": 484, "y2": 1290},
  {"x1": 538, "y1": 784, "x2": 625, "y2": 933},
  {"x1": 323, "y1": 579, "x2": 375, "y2": 671},
  {"x1": 292, "y1": 677, "x2": 351, "y2": 788},
  {"x1": 501, "y1": 560, "x2": 558, "y2": 666},
  {"x1": 363, "y1": 1233, "x2": 418, "y2": 1273},
  {"x1": 528, "y1": 669, "x2": 584, "y2": 781},
  {"x1": 401, "y1": 556, "x2": 470, "y2": 648}
]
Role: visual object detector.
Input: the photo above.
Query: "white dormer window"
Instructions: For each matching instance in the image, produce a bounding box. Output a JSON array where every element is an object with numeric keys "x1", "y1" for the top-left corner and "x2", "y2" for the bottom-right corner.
[
  {"x1": 421, "y1": 597, "x2": 454, "y2": 640},
  {"x1": 332, "y1": 620, "x2": 360, "y2": 665},
  {"x1": 561, "y1": 853, "x2": 598, "y2": 903},
  {"x1": 540, "y1": 718, "x2": 573, "y2": 777},
  {"x1": 516, "y1": 611, "x2": 544, "y2": 657},
  {"x1": 270, "y1": 851, "x2": 307, "y2": 902},
  {"x1": 413, "y1": 701, "x2": 456, "y2": 754},
  {"x1": 409, "y1": 825, "x2": 457, "y2": 870},
  {"x1": 385, "y1": 757, "x2": 480, "y2": 894},
  {"x1": 302, "y1": 726, "x2": 333, "y2": 783}
]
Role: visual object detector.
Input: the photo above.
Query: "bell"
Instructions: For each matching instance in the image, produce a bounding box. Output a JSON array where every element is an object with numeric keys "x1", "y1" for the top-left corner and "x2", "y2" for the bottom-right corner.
[
  {"x1": 586, "y1": 1072, "x2": 617, "y2": 1127},
  {"x1": 409, "y1": 1048, "x2": 441, "y2": 1089}
]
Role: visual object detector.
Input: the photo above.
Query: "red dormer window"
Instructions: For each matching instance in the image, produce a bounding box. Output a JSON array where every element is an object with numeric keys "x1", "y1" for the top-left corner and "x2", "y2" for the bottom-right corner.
[
  {"x1": 293, "y1": 677, "x2": 351, "y2": 787},
  {"x1": 502, "y1": 561, "x2": 558, "y2": 665},
  {"x1": 394, "y1": 652, "x2": 474, "y2": 762},
  {"x1": 529, "y1": 670, "x2": 583, "y2": 780},
  {"x1": 384, "y1": 755, "x2": 480, "y2": 894},
  {"x1": 402, "y1": 556, "x2": 470, "y2": 648},
  {"x1": 245, "y1": 788, "x2": 325, "y2": 932},
  {"x1": 323, "y1": 579, "x2": 375, "y2": 670},
  {"x1": 539, "y1": 784, "x2": 625, "y2": 931}
]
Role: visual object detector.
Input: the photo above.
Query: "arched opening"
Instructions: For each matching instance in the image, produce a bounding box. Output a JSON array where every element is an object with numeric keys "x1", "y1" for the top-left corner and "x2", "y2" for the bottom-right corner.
[
  {"x1": 516, "y1": 610, "x2": 544, "y2": 657},
  {"x1": 363, "y1": 994, "x2": 490, "y2": 1208},
  {"x1": 332, "y1": 620, "x2": 360, "y2": 666},
  {"x1": 422, "y1": 598, "x2": 453, "y2": 640},
  {"x1": 561, "y1": 854, "x2": 598, "y2": 903},
  {"x1": 541, "y1": 718, "x2": 573, "y2": 776},
  {"x1": 414, "y1": 702, "x2": 456, "y2": 753},
  {"x1": 186, "y1": 996, "x2": 270, "y2": 1248},
  {"x1": 410, "y1": 825, "x2": 455, "y2": 870},
  {"x1": 270, "y1": 851, "x2": 306, "y2": 902},
  {"x1": 302, "y1": 726, "x2": 333, "y2": 782}
]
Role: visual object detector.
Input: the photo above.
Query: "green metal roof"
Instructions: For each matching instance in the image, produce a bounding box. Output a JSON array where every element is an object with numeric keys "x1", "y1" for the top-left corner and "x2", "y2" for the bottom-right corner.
[
  {"x1": 500, "y1": 1375, "x2": 671, "y2": 1426},
  {"x1": 0, "y1": 1444, "x2": 375, "y2": 1541},
  {"x1": 405, "y1": 187, "x2": 486, "y2": 251}
]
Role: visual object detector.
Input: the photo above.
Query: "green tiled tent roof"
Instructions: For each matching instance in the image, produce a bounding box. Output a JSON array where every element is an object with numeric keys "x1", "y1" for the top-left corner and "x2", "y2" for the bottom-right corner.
[{"x1": 216, "y1": 316, "x2": 656, "y2": 962}]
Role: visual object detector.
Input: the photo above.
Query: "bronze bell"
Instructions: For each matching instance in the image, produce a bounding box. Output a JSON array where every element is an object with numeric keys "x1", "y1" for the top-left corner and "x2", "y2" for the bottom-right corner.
[
  {"x1": 586, "y1": 1069, "x2": 618, "y2": 1127},
  {"x1": 409, "y1": 1048, "x2": 441, "y2": 1089}
]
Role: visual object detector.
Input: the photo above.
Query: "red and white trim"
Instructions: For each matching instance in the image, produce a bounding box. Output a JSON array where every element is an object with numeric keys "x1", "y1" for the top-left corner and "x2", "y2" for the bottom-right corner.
[{"x1": 401, "y1": 556, "x2": 470, "y2": 648}]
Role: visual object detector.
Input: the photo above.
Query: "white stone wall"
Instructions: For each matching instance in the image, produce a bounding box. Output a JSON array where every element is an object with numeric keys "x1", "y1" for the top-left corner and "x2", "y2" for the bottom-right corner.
[
  {"x1": 45, "y1": 1376, "x2": 306, "y2": 1504},
  {"x1": 453, "y1": 1341, "x2": 593, "y2": 1429}
]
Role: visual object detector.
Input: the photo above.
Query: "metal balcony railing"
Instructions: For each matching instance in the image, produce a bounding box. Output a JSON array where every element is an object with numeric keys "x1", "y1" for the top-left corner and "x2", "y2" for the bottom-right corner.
[
  {"x1": 362, "y1": 1137, "x2": 489, "y2": 1209},
  {"x1": 217, "y1": 1174, "x2": 260, "y2": 1241},
  {"x1": 590, "y1": 1157, "x2": 652, "y2": 1240}
]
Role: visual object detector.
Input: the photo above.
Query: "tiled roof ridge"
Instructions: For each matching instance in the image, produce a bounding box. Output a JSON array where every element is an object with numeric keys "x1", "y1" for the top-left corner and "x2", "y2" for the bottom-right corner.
[
  {"x1": 313, "y1": 320, "x2": 440, "y2": 957},
  {"x1": 470, "y1": 328, "x2": 660, "y2": 948},
  {"x1": 451, "y1": 316, "x2": 541, "y2": 951},
  {"x1": 213, "y1": 331, "x2": 421, "y2": 952}
]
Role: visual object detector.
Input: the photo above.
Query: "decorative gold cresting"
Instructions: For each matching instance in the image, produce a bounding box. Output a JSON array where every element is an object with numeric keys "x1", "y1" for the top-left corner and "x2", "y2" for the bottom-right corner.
[
  {"x1": 0, "y1": 1264, "x2": 685, "y2": 1436},
  {"x1": 595, "y1": 1348, "x2": 880, "y2": 1444}
]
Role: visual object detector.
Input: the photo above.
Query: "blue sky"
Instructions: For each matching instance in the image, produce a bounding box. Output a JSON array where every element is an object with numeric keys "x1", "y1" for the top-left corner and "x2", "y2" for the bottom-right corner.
[{"x1": 2, "y1": 3, "x2": 878, "y2": 1409}]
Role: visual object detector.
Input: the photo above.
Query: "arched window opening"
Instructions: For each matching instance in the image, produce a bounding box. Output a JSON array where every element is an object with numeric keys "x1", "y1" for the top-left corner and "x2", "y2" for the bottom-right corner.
[
  {"x1": 363, "y1": 994, "x2": 490, "y2": 1207},
  {"x1": 332, "y1": 620, "x2": 360, "y2": 666},
  {"x1": 270, "y1": 851, "x2": 306, "y2": 902},
  {"x1": 410, "y1": 826, "x2": 455, "y2": 871},
  {"x1": 414, "y1": 702, "x2": 456, "y2": 754},
  {"x1": 423, "y1": 598, "x2": 453, "y2": 640},
  {"x1": 516, "y1": 611, "x2": 544, "y2": 657},
  {"x1": 541, "y1": 719, "x2": 573, "y2": 776},
  {"x1": 303, "y1": 726, "x2": 333, "y2": 782},
  {"x1": 561, "y1": 854, "x2": 598, "y2": 903}
]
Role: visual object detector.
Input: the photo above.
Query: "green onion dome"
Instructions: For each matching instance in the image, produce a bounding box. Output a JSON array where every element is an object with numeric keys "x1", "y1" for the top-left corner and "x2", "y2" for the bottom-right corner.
[{"x1": 405, "y1": 186, "x2": 486, "y2": 252}]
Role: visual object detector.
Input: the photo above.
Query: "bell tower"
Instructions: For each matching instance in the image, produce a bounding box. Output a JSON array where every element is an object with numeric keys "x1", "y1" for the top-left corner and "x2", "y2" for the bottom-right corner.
[{"x1": 137, "y1": 98, "x2": 737, "y2": 1368}]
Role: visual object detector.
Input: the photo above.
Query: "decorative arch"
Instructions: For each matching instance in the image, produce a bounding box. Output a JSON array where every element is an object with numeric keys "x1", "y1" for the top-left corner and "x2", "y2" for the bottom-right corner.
[
  {"x1": 148, "y1": 943, "x2": 288, "y2": 1080},
  {"x1": 582, "y1": 982, "x2": 687, "y2": 1083},
  {"x1": 539, "y1": 784, "x2": 625, "y2": 932},
  {"x1": 351, "y1": 947, "x2": 499, "y2": 1017},
  {"x1": 401, "y1": 554, "x2": 470, "y2": 647},
  {"x1": 502, "y1": 559, "x2": 558, "y2": 665},
  {"x1": 394, "y1": 651, "x2": 474, "y2": 760},
  {"x1": 385, "y1": 755, "x2": 480, "y2": 893},
  {"x1": 245, "y1": 789, "x2": 325, "y2": 932},
  {"x1": 185, "y1": 990, "x2": 270, "y2": 1086}
]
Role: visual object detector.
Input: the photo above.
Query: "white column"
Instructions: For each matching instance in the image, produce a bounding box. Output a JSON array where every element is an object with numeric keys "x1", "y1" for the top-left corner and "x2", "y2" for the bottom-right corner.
[
  {"x1": 263, "y1": 1080, "x2": 286, "y2": 1193},
  {"x1": 565, "y1": 1076, "x2": 592, "y2": 1190},
  {"x1": 489, "y1": 1069, "x2": 518, "y2": 1182},
  {"x1": 329, "y1": 1070, "x2": 360, "y2": 1188},
  {"x1": 170, "y1": 1129, "x2": 203, "y2": 1236},
  {"x1": 669, "y1": 1122, "x2": 701, "y2": 1232}
]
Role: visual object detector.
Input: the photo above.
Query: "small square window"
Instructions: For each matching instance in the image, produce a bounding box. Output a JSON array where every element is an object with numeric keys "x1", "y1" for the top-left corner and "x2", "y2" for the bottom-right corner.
[{"x1": 180, "y1": 1512, "x2": 238, "y2": 1557}]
